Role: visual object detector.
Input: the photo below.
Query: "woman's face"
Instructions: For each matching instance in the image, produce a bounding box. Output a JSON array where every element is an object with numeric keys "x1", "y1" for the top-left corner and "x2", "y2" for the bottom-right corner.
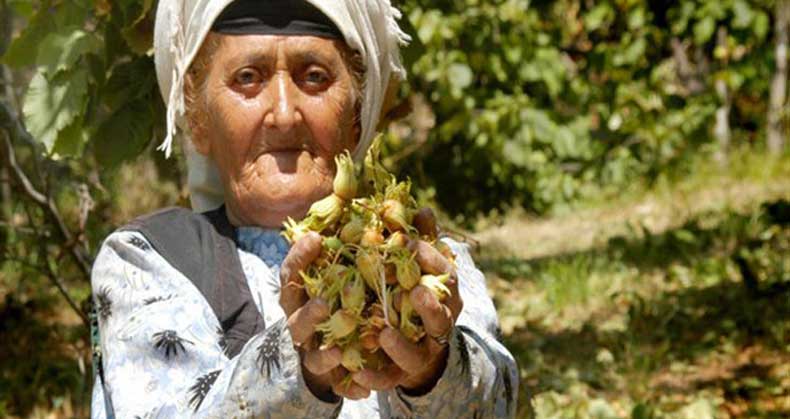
[{"x1": 189, "y1": 33, "x2": 359, "y2": 227}]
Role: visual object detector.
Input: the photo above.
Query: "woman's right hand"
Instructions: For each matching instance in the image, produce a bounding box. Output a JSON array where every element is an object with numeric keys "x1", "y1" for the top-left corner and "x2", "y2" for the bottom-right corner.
[{"x1": 279, "y1": 232, "x2": 370, "y2": 401}]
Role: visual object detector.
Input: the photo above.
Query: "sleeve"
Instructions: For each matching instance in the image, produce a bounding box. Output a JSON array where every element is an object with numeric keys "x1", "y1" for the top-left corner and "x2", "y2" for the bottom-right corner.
[
  {"x1": 383, "y1": 238, "x2": 519, "y2": 419},
  {"x1": 90, "y1": 231, "x2": 342, "y2": 419}
]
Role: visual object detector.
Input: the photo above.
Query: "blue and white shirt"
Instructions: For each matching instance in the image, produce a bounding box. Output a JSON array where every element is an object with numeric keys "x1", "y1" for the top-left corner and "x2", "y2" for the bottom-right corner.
[{"x1": 90, "y1": 226, "x2": 518, "y2": 418}]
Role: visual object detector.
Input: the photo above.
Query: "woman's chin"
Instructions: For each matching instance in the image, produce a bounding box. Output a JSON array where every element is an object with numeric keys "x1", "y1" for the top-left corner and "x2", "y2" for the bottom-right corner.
[
  {"x1": 255, "y1": 150, "x2": 331, "y2": 173},
  {"x1": 232, "y1": 193, "x2": 312, "y2": 228},
  {"x1": 228, "y1": 152, "x2": 333, "y2": 225}
]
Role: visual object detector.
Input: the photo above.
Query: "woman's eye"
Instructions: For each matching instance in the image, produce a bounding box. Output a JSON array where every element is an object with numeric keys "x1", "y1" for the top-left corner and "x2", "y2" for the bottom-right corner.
[
  {"x1": 234, "y1": 68, "x2": 262, "y2": 86},
  {"x1": 302, "y1": 68, "x2": 331, "y2": 89},
  {"x1": 306, "y1": 71, "x2": 328, "y2": 84}
]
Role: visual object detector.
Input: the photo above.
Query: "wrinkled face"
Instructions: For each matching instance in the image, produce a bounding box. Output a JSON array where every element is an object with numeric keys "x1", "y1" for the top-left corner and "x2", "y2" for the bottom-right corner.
[{"x1": 188, "y1": 33, "x2": 359, "y2": 227}]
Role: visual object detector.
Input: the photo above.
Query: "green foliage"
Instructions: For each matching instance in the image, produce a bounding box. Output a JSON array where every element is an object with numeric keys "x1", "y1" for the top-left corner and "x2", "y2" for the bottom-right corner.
[
  {"x1": 4, "y1": 0, "x2": 161, "y2": 165},
  {"x1": 486, "y1": 199, "x2": 790, "y2": 418},
  {"x1": 22, "y1": 69, "x2": 88, "y2": 153},
  {"x1": 389, "y1": 0, "x2": 780, "y2": 219}
]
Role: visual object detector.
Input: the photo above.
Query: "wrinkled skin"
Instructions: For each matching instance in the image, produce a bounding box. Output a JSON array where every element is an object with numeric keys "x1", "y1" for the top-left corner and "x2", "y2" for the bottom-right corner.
[
  {"x1": 189, "y1": 33, "x2": 359, "y2": 228},
  {"x1": 188, "y1": 33, "x2": 460, "y2": 401}
]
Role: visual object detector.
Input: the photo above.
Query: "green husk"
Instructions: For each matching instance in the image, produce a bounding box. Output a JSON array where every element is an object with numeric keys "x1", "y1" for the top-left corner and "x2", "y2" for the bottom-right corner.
[
  {"x1": 341, "y1": 345, "x2": 365, "y2": 372},
  {"x1": 316, "y1": 309, "x2": 358, "y2": 346},
  {"x1": 420, "y1": 273, "x2": 452, "y2": 301},
  {"x1": 391, "y1": 249, "x2": 421, "y2": 290},
  {"x1": 341, "y1": 272, "x2": 366, "y2": 315},
  {"x1": 281, "y1": 136, "x2": 450, "y2": 353},
  {"x1": 356, "y1": 249, "x2": 384, "y2": 294},
  {"x1": 333, "y1": 151, "x2": 358, "y2": 200},
  {"x1": 399, "y1": 294, "x2": 425, "y2": 343},
  {"x1": 304, "y1": 193, "x2": 345, "y2": 233}
]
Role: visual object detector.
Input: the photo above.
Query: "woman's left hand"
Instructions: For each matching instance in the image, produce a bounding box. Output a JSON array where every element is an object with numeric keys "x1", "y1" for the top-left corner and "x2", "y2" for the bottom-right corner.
[
  {"x1": 280, "y1": 232, "x2": 371, "y2": 400},
  {"x1": 351, "y1": 237, "x2": 464, "y2": 394}
]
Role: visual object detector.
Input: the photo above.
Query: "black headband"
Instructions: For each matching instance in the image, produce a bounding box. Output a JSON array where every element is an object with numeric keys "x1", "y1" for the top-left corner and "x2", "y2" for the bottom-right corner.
[{"x1": 211, "y1": 0, "x2": 343, "y2": 39}]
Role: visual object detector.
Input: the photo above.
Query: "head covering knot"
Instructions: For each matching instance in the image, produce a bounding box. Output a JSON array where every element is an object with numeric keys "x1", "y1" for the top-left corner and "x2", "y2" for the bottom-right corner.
[{"x1": 154, "y1": 0, "x2": 410, "y2": 211}]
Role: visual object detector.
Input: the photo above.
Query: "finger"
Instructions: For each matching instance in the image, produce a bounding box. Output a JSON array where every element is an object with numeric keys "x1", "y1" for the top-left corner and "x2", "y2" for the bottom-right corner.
[
  {"x1": 288, "y1": 298, "x2": 330, "y2": 345},
  {"x1": 444, "y1": 273, "x2": 463, "y2": 320},
  {"x1": 332, "y1": 378, "x2": 371, "y2": 400},
  {"x1": 379, "y1": 327, "x2": 429, "y2": 375},
  {"x1": 351, "y1": 363, "x2": 405, "y2": 391},
  {"x1": 280, "y1": 232, "x2": 323, "y2": 287},
  {"x1": 408, "y1": 239, "x2": 453, "y2": 275},
  {"x1": 413, "y1": 207, "x2": 438, "y2": 238},
  {"x1": 280, "y1": 282, "x2": 308, "y2": 318},
  {"x1": 303, "y1": 346, "x2": 342, "y2": 376},
  {"x1": 280, "y1": 232, "x2": 323, "y2": 315},
  {"x1": 409, "y1": 285, "x2": 453, "y2": 338},
  {"x1": 303, "y1": 365, "x2": 345, "y2": 400},
  {"x1": 323, "y1": 365, "x2": 348, "y2": 387}
]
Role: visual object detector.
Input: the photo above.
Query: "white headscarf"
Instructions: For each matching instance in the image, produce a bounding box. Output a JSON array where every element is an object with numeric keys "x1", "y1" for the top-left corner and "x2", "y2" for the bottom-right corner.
[{"x1": 154, "y1": 0, "x2": 410, "y2": 212}]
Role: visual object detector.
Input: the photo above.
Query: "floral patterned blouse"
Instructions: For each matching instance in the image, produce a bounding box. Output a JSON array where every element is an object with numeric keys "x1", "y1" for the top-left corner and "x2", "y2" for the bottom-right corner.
[{"x1": 90, "y1": 225, "x2": 518, "y2": 418}]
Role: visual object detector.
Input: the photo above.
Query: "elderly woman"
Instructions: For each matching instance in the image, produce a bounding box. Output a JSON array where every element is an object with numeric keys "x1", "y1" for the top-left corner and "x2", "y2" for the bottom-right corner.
[{"x1": 90, "y1": 0, "x2": 518, "y2": 418}]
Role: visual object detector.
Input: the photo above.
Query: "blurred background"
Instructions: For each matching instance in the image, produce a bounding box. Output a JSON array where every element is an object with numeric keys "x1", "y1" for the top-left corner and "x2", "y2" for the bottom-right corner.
[{"x1": 1, "y1": 0, "x2": 789, "y2": 418}]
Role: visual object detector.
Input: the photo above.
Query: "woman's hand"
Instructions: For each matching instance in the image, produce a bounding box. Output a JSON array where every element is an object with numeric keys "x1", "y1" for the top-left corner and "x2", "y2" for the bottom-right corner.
[
  {"x1": 279, "y1": 232, "x2": 370, "y2": 400},
  {"x1": 352, "y1": 209, "x2": 464, "y2": 395}
]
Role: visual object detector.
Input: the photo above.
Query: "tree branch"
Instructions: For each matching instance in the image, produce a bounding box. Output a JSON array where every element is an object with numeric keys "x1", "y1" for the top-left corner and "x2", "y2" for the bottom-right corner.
[
  {"x1": 41, "y1": 242, "x2": 90, "y2": 327},
  {"x1": 0, "y1": 220, "x2": 39, "y2": 234},
  {"x1": 4, "y1": 246, "x2": 90, "y2": 327},
  {"x1": 0, "y1": 102, "x2": 93, "y2": 278}
]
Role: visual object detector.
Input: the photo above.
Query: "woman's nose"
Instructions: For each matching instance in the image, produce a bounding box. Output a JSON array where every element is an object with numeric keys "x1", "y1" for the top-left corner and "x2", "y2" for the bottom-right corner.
[{"x1": 264, "y1": 72, "x2": 303, "y2": 132}]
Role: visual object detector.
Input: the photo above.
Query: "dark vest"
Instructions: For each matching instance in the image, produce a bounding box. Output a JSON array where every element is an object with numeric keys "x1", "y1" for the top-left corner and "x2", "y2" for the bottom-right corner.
[
  {"x1": 119, "y1": 206, "x2": 266, "y2": 357},
  {"x1": 92, "y1": 206, "x2": 267, "y2": 417}
]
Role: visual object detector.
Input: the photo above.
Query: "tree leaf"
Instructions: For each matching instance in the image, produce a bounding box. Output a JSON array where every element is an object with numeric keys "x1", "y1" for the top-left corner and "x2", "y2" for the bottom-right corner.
[
  {"x1": 121, "y1": 14, "x2": 154, "y2": 54},
  {"x1": 94, "y1": 0, "x2": 111, "y2": 17},
  {"x1": 753, "y1": 12, "x2": 769, "y2": 41},
  {"x1": 120, "y1": 0, "x2": 154, "y2": 54},
  {"x1": 670, "y1": 2, "x2": 695, "y2": 35},
  {"x1": 693, "y1": 17, "x2": 715, "y2": 45},
  {"x1": 400, "y1": 12, "x2": 426, "y2": 71},
  {"x1": 1, "y1": 7, "x2": 54, "y2": 67},
  {"x1": 53, "y1": 118, "x2": 89, "y2": 157},
  {"x1": 102, "y1": 57, "x2": 157, "y2": 110},
  {"x1": 52, "y1": 0, "x2": 90, "y2": 28},
  {"x1": 448, "y1": 63, "x2": 473, "y2": 91},
  {"x1": 8, "y1": 0, "x2": 35, "y2": 18},
  {"x1": 22, "y1": 69, "x2": 89, "y2": 153},
  {"x1": 93, "y1": 100, "x2": 154, "y2": 167},
  {"x1": 732, "y1": 0, "x2": 754, "y2": 28},
  {"x1": 627, "y1": 7, "x2": 647, "y2": 31},
  {"x1": 614, "y1": 38, "x2": 647, "y2": 66},
  {"x1": 36, "y1": 29, "x2": 101, "y2": 76},
  {"x1": 122, "y1": 0, "x2": 153, "y2": 26},
  {"x1": 585, "y1": 3, "x2": 613, "y2": 32}
]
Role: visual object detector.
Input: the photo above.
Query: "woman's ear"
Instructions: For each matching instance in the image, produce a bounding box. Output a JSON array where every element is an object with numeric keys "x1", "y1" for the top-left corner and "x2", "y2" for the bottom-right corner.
[
  {"x1": 188, "y1": 122, "x2": 211, "y2": 156},
  {"x1": 184, "y1": 77, "x2": 211, "y2": 156}
]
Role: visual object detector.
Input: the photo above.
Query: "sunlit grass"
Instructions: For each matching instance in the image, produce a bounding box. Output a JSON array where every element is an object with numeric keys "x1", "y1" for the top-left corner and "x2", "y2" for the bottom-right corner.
[{"x1": 483, "y1": 196, "x2": 790, "y2": 418}]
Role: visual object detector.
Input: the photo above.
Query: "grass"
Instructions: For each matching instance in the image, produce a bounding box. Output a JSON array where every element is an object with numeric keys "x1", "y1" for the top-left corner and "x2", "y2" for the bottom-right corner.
[{"x1": 473, "y1": 149, "x2": 790, "y2": 418}]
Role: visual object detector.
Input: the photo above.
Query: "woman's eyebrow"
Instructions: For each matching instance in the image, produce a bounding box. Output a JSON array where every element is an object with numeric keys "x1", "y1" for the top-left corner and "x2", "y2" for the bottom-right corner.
[
  {"x1": 228, "y1": 50, "x2": 275, "y2": 68},
  {"x1": 292, "y1": 49, "x2": 337, "y2": 65}
]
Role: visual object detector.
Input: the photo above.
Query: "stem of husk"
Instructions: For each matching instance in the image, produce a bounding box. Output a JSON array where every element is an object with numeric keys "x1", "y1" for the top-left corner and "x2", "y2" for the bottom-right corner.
[{"x1": 380, "y1": 268, "x2": 391, "y2": 328}]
